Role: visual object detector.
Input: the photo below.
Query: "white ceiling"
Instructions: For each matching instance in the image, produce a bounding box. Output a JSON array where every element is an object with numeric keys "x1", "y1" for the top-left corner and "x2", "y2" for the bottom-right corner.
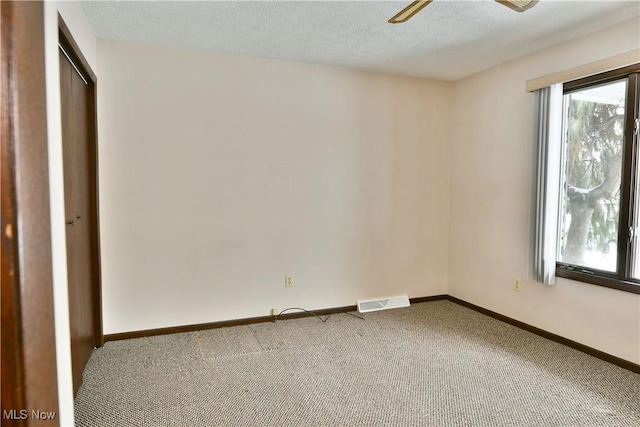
[{"x1": 81, "y1": 0, "x2": 640, "y2": 81}]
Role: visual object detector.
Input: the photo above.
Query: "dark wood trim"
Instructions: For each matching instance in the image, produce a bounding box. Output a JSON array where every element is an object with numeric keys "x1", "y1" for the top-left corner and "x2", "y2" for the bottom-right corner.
[
  {"x1": 409, "y1": 295, "x2": 448, "y2": 304},
  {"x1": 446, "y1": 296, "x2": 640, "y2": 374},
  {"x1": 58, "y1": 15, "x2": 104, "y2": 348},
  {"x1": 105, "y1": 317, "x2": 275, "y2": 342},
  {"x1": 58, "y1": 15, "x2": 96, "y2": 83},
  {"x1": 105, "y1": 305, "x2": 359, "y2": 342},
  {"x1": 563, "y1": 63, "x2": 640, "y2": 94},
  {"x1": 274, "y1": 305, "x2": 358, "y2": 321},
  {"x1": 1, "y1": 1, "x2": 60, "y2": 425},
  {"x1": 556, "y1": 266, "x2": 640, "y2": 294},
  {"x1": 1, "y1": 2, "x2": 27, "y2": 418}
]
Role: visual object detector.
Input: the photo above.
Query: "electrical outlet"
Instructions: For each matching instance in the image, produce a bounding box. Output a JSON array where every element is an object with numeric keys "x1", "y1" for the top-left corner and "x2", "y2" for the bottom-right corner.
[
  {"x1": 271, "y1": 308, "x2": 279, "y2": 316},
  {"x1": 513, "y1": 279, "x2": 521, "y2": 292},
  {"x1": 285, "y1": 275, "x2": 293, "y2": 287}
]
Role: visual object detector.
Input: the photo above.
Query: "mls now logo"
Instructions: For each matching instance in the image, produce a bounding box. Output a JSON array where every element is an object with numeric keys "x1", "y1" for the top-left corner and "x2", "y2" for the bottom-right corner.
[
  {"x1": 3, "y1": 410, "x2": 27, "y2": 420},
  {"x1": 3, "y1": 409, "x2": 57, "y2": 420},
  {"x1": 31, "y1": 410, "x2": 57, "y2": 420}
]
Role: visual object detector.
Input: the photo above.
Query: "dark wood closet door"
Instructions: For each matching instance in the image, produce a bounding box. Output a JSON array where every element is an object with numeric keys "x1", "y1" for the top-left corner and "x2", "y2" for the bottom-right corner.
[{"x1": 60, "y1": 48, "x2": 96, "y2": 396}]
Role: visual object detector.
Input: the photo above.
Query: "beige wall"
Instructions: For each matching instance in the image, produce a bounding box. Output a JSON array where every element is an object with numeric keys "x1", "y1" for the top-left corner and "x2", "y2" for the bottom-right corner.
[
  {"x1": 44, "y1": 2, "x2": 97, "y2": 425},
  {"x1": 97, "y1": 40, "x2": 453, "y2": 334},
  {"x1": 448, "y1": 17, "x2": 640, "y2": 364},
  {"x1": 97, "y1": 16, "x2": 640, "y2": 364}
]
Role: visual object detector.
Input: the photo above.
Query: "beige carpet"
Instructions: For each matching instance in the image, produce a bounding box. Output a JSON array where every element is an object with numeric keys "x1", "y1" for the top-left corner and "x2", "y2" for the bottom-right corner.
[{"x1": 74, "y1": 301, "x2": 640, "y2": 426}]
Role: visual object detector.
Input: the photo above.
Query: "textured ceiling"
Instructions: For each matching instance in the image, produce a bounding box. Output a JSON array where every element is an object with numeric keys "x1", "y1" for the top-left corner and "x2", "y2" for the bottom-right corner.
[{"x1": 81, "y1": 1, "x2": 640, "y2": 81}]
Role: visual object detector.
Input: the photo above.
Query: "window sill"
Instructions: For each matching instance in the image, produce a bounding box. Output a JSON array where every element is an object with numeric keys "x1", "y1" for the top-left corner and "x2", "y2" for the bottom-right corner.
[{"x1": 556, "y1": 267, "x2": 640, "y2": 294}]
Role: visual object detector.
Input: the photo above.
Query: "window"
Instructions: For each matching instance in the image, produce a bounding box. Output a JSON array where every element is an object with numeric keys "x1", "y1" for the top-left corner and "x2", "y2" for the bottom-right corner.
[{"x1": 555, "y1": 65, "x2": 639, "y2": 293}]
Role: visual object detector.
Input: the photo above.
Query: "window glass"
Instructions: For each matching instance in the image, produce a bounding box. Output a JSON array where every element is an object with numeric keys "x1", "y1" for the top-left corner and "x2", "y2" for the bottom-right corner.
[{"x1": 557, "y1": 79, "x2": 627, "y2": 272}]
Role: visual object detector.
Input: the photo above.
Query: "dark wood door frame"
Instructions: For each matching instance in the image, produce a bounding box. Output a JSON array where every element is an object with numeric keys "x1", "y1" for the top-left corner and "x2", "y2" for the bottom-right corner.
[
  {"x1": 58, "y1": 14, "x2": 104, "y2": 350},
  {"x1": 1, "y1": 1, "x2": 59, "y2": 426}
]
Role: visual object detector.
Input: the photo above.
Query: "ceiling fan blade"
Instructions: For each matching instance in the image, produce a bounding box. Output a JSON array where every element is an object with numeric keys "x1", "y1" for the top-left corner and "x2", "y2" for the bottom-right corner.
[
  {"x1": 495, "y1": 0, "x2": 538, "y2": 13},
  {"x1": 389, "y1": 1, "x2": 433, "y2": 24}
]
